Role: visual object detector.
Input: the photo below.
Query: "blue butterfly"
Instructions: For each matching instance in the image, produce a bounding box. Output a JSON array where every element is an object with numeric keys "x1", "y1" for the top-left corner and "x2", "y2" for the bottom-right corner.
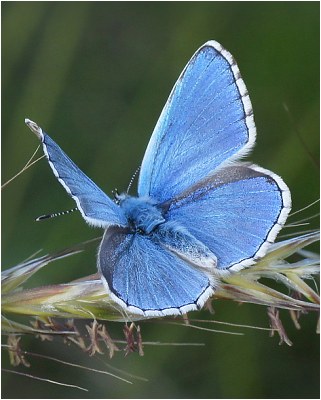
[{"x1": 26, "y1": 40, "x2": 291, "y2": 317}]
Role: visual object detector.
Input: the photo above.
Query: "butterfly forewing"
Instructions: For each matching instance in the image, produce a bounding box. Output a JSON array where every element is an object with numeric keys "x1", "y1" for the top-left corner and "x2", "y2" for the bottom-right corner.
[
  {"x1": 138, "y1": 40, "x2": 256, "y2": 203},
  {"x1": 40, "y1": 132, "x2": 127, "y2": 228}
]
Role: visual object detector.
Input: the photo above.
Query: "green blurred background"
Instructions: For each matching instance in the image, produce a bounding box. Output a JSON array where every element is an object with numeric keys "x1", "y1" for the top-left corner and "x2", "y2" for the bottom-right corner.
[{"x1": 2, "y1": 2, "x2": 319, "y2": 398}]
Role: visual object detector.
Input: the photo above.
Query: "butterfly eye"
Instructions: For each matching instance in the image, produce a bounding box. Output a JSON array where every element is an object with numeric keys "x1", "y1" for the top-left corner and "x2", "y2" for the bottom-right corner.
[{"x1": 112, "y1": 188, "x2": 121, "y2": 204}]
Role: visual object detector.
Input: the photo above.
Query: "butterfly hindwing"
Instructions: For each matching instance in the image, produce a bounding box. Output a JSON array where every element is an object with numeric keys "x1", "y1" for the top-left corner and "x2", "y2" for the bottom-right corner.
[
  {"x1": 98, "y1": 226, "x2": 214, "y2": 316},
  {"x1": 138, "y1": 40, "x2": 256, "y2": 203},
  {"x1": 166, "y1": 164, "x2": 291, "y2": 270}
]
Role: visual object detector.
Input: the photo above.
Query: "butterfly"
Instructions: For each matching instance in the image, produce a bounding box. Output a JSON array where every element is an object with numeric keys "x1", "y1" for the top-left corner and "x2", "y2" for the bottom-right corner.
[{"x1": 26, "y1": 40, "x2": 291, "y2": 317}]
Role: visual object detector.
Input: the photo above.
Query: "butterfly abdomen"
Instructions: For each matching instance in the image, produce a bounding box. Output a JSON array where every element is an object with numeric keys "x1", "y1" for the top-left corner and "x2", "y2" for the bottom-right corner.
[{"x1": 153, "y1": 221, "x2": 217, "y2": 271}]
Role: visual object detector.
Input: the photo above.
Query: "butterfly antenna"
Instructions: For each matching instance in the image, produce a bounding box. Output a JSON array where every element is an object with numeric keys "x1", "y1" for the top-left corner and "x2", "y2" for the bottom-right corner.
[
  {"x1": 127, "y1": 166, "x2": 141, "y2": 194},
  {"x1": 35, "y1": 207, "x2": 78, "y2": 222}
]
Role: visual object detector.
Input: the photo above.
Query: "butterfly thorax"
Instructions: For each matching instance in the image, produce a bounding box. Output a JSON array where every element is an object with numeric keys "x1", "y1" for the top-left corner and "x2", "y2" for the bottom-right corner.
[
  {"x1": 117, "y1": 194, "x2": 217, "y2": 270},
  {"x1": 119, "y1": 195, "x2": 165, "y2": 234}
]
